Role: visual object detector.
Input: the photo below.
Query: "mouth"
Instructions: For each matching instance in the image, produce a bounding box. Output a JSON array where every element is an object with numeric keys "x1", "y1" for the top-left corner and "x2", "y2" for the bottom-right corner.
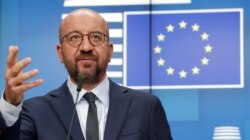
[
  {"x1": 77, "y1": 56, "x2": 98, "y2": 66},
  {"x1": 75, "y1": 54, "x2": 98, "y2": 68},
  {"x1": 77, "y1": 58, "x2": 96, "y2": 64}
]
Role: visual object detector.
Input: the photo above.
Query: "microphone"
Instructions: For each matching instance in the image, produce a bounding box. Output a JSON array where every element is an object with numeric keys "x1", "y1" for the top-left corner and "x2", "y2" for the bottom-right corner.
[
  {"x1": 76, "y1": 79, "x2": 84, "y2": 92},
  {"x1": 66, "y1": 80, "x2": 84, "y2": 140}
]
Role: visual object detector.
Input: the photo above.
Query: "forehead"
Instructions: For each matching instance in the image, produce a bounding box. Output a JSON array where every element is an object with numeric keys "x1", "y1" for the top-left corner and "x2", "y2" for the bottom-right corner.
[{"x1": 60, "y1": 12, "x2": 108, "y2": 36}]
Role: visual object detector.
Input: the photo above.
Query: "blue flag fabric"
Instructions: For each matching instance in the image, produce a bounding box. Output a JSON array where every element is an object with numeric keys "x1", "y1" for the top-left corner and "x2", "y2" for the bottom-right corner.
[{"x1": 124, "y1": 9, "x2": 243, "y2": 89}]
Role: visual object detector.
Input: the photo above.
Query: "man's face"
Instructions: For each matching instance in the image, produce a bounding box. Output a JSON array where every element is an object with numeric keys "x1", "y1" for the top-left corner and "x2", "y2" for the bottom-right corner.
[{"x1": 57, "y1": 11, "x2": 113, "y2": 85}]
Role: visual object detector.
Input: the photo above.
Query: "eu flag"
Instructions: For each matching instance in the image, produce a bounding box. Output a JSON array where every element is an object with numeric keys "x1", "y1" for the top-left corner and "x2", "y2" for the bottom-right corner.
[{"x1": 124, "y1": 9, "x2": 243, "y2": 89}]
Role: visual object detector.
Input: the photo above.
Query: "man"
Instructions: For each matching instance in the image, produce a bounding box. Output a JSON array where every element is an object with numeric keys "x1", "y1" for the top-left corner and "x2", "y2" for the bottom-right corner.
[{"x1": 0, "y1": 8, "x2": 172, "y2": 140}]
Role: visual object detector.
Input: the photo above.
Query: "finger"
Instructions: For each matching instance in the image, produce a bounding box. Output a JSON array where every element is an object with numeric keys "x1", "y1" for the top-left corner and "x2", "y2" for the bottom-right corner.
[
  {"x1": 7, "y1": 46, "x2": 18, "y2": 68},
  {"x1": 5, "y1": 79, "x2": 43, "y2": 105},
  {"x1": 10, "y1": 69, "x2": 40, "y2": 86},
  {"x1": 15, "y1": 79, "x2": 44, "y2": 93},
  {"x1": 10, "y1": 57, "x2": 32, "y2": 77}
]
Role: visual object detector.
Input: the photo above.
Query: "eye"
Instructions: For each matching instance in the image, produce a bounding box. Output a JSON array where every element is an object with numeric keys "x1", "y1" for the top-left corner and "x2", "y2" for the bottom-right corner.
[
  {"x1": 90, "y1": 32, "x2": 102, "y2": 42},
  {"x1": 68, "y1": 33, "x2": 82, "y2": 42}
]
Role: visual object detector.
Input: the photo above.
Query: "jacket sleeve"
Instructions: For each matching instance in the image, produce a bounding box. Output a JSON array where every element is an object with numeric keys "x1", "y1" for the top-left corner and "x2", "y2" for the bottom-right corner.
[{"x1": 0, "y1": 112, "x2": 21, "y2": 140}]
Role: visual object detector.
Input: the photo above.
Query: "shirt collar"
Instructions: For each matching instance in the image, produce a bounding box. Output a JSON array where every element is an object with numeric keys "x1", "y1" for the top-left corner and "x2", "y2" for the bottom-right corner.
[{"x1": 67, "y1": 76, "x2": 110, "y2": 107}]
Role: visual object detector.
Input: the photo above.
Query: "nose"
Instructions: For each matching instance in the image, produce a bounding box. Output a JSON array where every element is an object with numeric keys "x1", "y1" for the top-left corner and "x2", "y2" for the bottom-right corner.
[{"x1": 78, "y1": 36, "x2": 94, "y2": 52}]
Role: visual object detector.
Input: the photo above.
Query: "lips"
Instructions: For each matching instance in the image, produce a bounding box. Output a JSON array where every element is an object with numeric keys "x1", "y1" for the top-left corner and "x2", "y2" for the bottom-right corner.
[
  {"x1": 75, "y1": 54, "x2": 97, "y2": 62},
  {"x1": 77, "y1": 59, "x2": 95, "y2": 65}
]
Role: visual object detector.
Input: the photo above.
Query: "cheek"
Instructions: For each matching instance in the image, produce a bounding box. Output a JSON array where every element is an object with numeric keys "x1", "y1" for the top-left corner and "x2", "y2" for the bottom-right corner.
[
  {"x1": 61, "y1": 49, "x2": 76, "y2": 65},
  {"x1": 98, "y1": 49, "x2": 111, "y2": 65}
]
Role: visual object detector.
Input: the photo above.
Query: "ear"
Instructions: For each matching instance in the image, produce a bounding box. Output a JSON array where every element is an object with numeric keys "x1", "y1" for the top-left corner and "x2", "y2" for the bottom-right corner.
[
  {"x1": 56, "y1": 44, "x2": 64, "y2": 63},
  {"x1": 108, "y1": 43, "x2": 113, "y2": 62}
]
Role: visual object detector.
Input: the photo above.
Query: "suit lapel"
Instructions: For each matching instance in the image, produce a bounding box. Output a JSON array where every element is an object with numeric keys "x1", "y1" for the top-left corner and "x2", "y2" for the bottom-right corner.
[
  {"x1": 49, "y1": 82, "x2": 84, "y2": 140},
  {"x1": 104, "y1": 80, "x2": 132, "y2": 140}
]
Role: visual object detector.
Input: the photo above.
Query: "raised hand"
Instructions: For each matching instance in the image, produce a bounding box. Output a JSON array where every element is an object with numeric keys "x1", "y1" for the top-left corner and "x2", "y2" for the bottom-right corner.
[{"x1": 4, "y1": 46, "x2": 43, "y2": 106}]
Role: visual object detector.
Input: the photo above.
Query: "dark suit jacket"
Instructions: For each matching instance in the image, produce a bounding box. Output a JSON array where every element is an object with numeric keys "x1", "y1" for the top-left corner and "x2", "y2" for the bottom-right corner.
[{"x1": 0, "y1": 80, "x2": 172, "y2": 140}]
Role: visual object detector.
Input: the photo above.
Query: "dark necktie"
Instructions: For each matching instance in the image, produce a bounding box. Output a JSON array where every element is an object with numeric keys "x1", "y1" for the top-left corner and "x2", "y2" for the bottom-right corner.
[{"x1": 84, "y1": 92, "x2": 99, "y2": 140}]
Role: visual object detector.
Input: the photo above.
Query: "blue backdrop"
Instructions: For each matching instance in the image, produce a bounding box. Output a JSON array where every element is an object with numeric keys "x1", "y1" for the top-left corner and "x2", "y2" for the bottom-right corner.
[{"x1": 1, "y1": 0, "x2": 250, "y2": 139}]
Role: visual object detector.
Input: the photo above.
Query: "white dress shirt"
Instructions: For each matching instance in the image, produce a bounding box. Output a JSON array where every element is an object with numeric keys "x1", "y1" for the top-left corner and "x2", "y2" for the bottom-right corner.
[
  {"x1": 67, "y1": 76, "x2": 110, "y2": 140},
  {"x1": 0, "y1": 76, "x2": 110, "y2": 140},
  {"x1": 0, "y1": 92, "x2": 22, "y2": 126}
]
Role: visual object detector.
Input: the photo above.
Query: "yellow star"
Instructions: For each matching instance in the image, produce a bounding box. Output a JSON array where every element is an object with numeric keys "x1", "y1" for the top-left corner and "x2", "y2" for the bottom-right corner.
[
  {"x1": 179, "y1": 20, "x2": 187, "y2": 29},
  {"x1": 204, "y1": 44, "x2": 213, "y2": 53},
  {"x1": 166, "y1": 67, "x2": 175, "y2": 75},
  {"x1": 157, "y1": 33, "x2": 166, "y2": 41},
  {"x1": 157, "y1": 58, "x2": 165, "y2": 66},
  {"x1": 192, "y1": 66, "x2": 200, "y2": 75},
  {"x1": 201, "y1": 32, "x2": 209, "y2": 40},
  {"x1": 179, "y1": 70, "x2": 187, "y2": 78},
  {"x1": 192, "y1": 23, "x2": 200, "y2": 32},
  {"x1": 201, "y1": 57, "x2": 209, "y2": 65},
  {"x1": 154, "y1": 46, "x2": 162, "y2": 54},
  {"x1": 166, "y1": 24, "x2": 174, "y2": 32}
]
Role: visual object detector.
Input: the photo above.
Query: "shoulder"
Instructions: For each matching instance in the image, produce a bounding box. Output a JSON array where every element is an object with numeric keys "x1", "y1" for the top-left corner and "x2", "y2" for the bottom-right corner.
[
  {"x1": 23, "y1": 90, "x2": 55, "y2": 111},
  {"x1": 23, "y1": 81, "x2": 68, "y2": 108},
  {"x1": 126, "y1": 88, "x2": 161, "y2": 107},
  {"x1": 126, "y1": 87, "x2": 157, "y2": 100},
  {"x1": 110, "y1": 80, "x2": 159, "y2": 104}
]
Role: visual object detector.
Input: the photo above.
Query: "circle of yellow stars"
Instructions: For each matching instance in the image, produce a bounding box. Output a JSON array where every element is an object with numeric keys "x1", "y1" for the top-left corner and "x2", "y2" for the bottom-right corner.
[{"x1": 154, "y1": 20, "x2": 214, "y2": 79}]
